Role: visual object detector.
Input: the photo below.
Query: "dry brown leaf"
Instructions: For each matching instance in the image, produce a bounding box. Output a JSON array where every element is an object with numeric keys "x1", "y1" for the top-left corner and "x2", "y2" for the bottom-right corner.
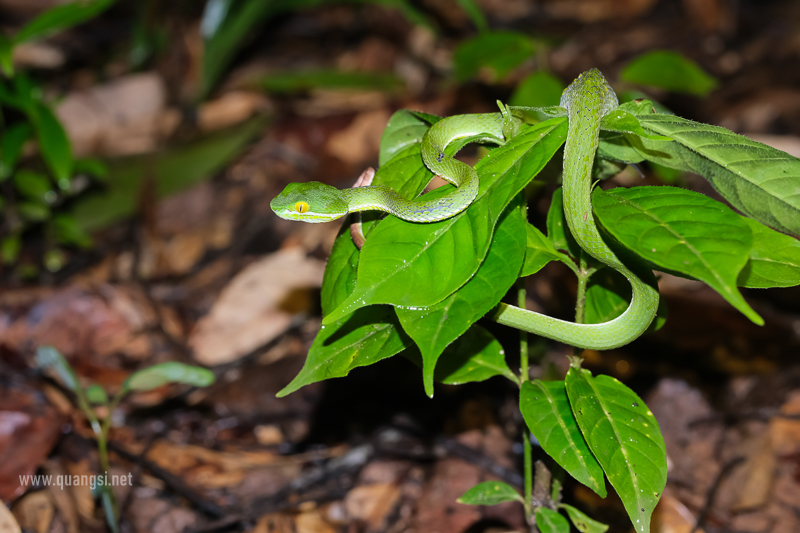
[
  {"x1": 295, "y1": 509, "x2": 337, "y2": 533},
  {"x1": 56, "y1": 73, "x2": 169, "y2": 157},
  {"x1": 0, "y1": 501, "x2": 20, "y2": 533},
  {"x1": 0, "y1": 384, "x2": 63, "y2": 501},
  {"x1": 770, "y1": 390, "x2": 800, "y2": 455},
  {"x1": 248, "y1": 512, "x2": 295, "y2": 533},
  {"x1": 325, "y1": 109, "x2": 391, "y2": 165},
  {"x1": 10, "y1": 491, "x2": 51, "y2": 533},
  {"x1": 652, "y1": 489, "x2": 703, "y2": 533},
  {"x1": 198, "y1": 91, "x2": 270, "y2": 132},
  {"x1": 345, "y1": 483, "x2": 400, "y2": 530},
  {"x1": 189, "y1": 247, "x2": 325, "y2": 365}
]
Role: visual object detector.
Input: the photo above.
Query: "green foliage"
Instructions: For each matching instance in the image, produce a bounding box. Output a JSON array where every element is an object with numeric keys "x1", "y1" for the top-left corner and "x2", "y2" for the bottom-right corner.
[
  {"x1": 510, "y1": 71, "x2": 565, "y2": 108},
  {"x1": 534, "y1": 507, "x2": 571, "y2": 533},
  {"x1": 566, "y1": 366, "x2": 666, "y2": 533},
  {"x1": 560, "y1": 504, "x2": 609, "y2": 533},
  {"x1": 35, "y1": 346, "x2": 214, "y2": 533},
  {"x1": 457, "y1": 481, "x2": 522, "y2": 505},
  {"x1": 0, "y1": 0, "x2": 115, "y2": 76},
  {"x1": 254, "y1": 69, "x2": 403, "y2": 94},
  {"x1": 620, "y1": 50, "x2": 718, "y2": 96},
  {"x1": 453, "y1": 30, "x2": 537, "y2": 82}
]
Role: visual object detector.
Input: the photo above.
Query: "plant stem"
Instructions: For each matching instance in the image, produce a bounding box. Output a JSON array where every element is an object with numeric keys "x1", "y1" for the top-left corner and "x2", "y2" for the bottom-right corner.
[
  {"x1": 575, "y1": 253, "x2": 590, "y2": 326},
  {"x1": 517, "y1": 280, "x2": 533, "y2": 524}
]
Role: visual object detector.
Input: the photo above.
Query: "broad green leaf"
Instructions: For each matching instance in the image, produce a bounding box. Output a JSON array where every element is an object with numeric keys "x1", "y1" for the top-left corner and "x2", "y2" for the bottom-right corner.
[
  {"x1": 379, "y1": 109, "x2": 437, "y2": 166},
  {"x1": 534, "y1": 507, "x2": 570, "y2": 533},
  {"x1": 600, "y1": 110, "x2": 671, "y2": 141},
  {"x1": 72, "y1": 118, "x2": 264, "y2": 231},
  {"x1": 434, "y1": 325, "x2": 516, "y2": 387},
  {"x1": 597, "y1": 131, "x2": 645, "y2": 164},
  {"x1": 522, "y1": 222, "x2": 571, "y2": 276},
  {"x1": 738, "y1": 217, "x2": 800, "y2": 288},
  {"x1": 593, "y1": 186, "x2": 761, "y2": 324},
  {"x1": 124, "y1": 362, "x2": 214, "y2": 391},
  {"x1": 13, "y1": 0, "x2": 115, "y2": 45},
  {"x1": 32, "y1": 103, "x2": 73, "y2": 183},
  {"x1": 255, "y1": 69, "x2": 402, "y2": 94},
  {"x1": 73, "y1": 158, "x2": 108, "y2": 180},
  {"x1": 620, "y1": 50, "x2": 718, "y2": 97},
  {"x1": 13, "y1": 170, "x2": 52, "y2": 202},
  {"x1": 633, "y1": 113, "x2": 800, "y2": 237},
  {"x1": 0, "y1": 123, "x2": 33, "y2": 179},
  {"x1": 36, "y1": 346, "x2": 80, "y2": 392},
  {"x1": 585, "y1": 268, "x2": 629, "y2": 325},
  {"x1": 520, "y1": 380, "x2": 606, "y2": 497},
  {"x1": 560, "y1": 504, "x2": 609, "y2": 533},
  {"x1": 324, "y1": 117, "x2": 568, "y2": 323},
  {"x1": 565, "y1": 367, "x2": 666, "y2": 533},
  {"x1": 277, "y1": 306, "x2": 414, "y2": 397},
  {"x1": 455, "y1": 0, "x2": 489, "y2": 32},
  {"x1": 510, "y1": 71, "x2": 565, "y2": 108},
  {"x1": 457, "y1": 481, "x2": 522, "y2": 506},
  {"x1": 454, "y1": 30, "x2": 536, "y2": 82},
  {"x1": 85, "y1": 384, "x2": 108, "y2": 405},
  {"x1": 546, "y1": 187, "x2": 581, "y2": 260},
  {"x1": 396, "y1": 195, "x2": 525, "y2": 395}
]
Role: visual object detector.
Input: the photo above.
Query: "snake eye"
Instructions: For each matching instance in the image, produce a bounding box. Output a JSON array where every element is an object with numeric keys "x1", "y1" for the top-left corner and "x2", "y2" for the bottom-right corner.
[{"x1": 294, "y1": 201, "x2": 309, "y2": 214}]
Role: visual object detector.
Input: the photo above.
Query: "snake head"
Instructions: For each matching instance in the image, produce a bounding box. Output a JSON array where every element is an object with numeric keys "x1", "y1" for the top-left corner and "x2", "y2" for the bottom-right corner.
[
  {"x1": 560, "y1": 68, "x2": 618, "y2": 117},
  {"x1": 270, "y1": 182, "x2": 348, "y2": 222}
]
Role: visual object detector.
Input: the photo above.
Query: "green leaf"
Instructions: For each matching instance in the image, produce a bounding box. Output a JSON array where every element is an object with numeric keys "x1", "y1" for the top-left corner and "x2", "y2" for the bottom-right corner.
[
  {"x1": 738, "y1": 217, "x2": 800, "y2": 288},
  {"x1": 1, "y1": 235, "x2": 21, "y2": 264},
  {"x1": 324, "y1": 117, "x2": 568, "y2": 324},
  {"x1": 522, "y1": 222, "x2": 571, "y2": 276},
  {"x1": 453, "y1": 30, "x2": 536, "y2": 82},
  {"x1": 434, "y1": 325, "x2": 516, "y2": 386},
  {"x1": 13, "y1": 169, "x2": 52, "y2": 202},
  {"x1": 457, "y1": 481, "x2": 522, "y2": 506},
  {"x1": 379, "y1": 109, "x2": 438, "y2": 166},
  {"x1": 0, "y1": 123, "x2": 33, "y2": 179},
  {"x1": 600, "y1": 109, "x2": 671, "y2": 141},
  {"x1": 36, "y1": 346, "x2": 80, "y2": 392},
  {"x1": 560, "y1": 504, "x2": 609, "y2": 533},
  {"x1": 73, "y1": 158, "x2": 108, "y2": 179},
  {"x1": 13, "y1": 0, "x2": 115, "y2": 45},
  {"x1": 585, "y1": 268, "x2": 629, "y2": 325},
  {"x1": 85, "y1": 384, "x2": 108, "y2": 405},
  {"x1": 52, "y1": 213, "x2": 92, "y2": 248},
  {"x1": 632, "y1": 113, "x2": 800, "y2": 237},
  {"x1": 396, "y1": 195, "x2": 526, "y2": 395},
  {"x1": 534, "y1": 507, "x2": 570, "y2": 533},
  {"x1": 0, "y1": 34, "x2": 13, "y2": 76},
  {"x1": 520, "y1": 380, "x2": 606, "y2": 497},
  {"x1": 546, "y1": 187, "x2": 581, "y2": 260},
  {"x1": 124, "y1": 362, "x2": 215, "y2": 392},
  {"x1": 71, "y1": 118, "x2": 264, "y2": 232},
  {"x1": 565, "y1": 367, "x2": 667, "y2": 533},
  {"x1": 620, "y1": 50, "x2": 718, "y2": 97},
  {"x1": 510, "y1": 71, "x2": 565, "y2": 108},
  {"x1": 18, "y1": 201, "x2": 51, "y2": 221},
  {"x1": 277, "y1": 306, "x2": 414, "y2": 397},
  {"x1": 455, "y1": 0, "x2": 488, "y2": 32},
  {"x1": 593, "y1": 186, "x2": 762, "y2": 324},
  {"x1": 255, "y1": 69, "x2": 402, "y2": 94},
  {"x1": 32, "y1": 103, "x2": 73, "y2": 183}
]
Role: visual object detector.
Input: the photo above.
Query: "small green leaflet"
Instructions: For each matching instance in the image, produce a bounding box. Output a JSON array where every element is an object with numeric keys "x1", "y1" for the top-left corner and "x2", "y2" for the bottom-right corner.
[
  {"x1": 534, "y1": 507, "x2": 570, "y2": 533},
  {"x1": 738, "y1": 217, "x2": 800, "y2": 288},
  {"x1": 457, "y1": 481, "x2": 522, "y2": 506},
  {"x1": 621, "y1": 50, "x2": 718, "y2": 97},
  {"x1": 560, "y1": 504, "x2": 609, "y2": 533},
  {"x1": 124, "y1": 362, "x2": 215, "y2": 392}
]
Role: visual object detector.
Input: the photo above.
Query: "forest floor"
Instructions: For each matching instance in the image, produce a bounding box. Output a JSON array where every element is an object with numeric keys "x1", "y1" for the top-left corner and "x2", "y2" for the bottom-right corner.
[{"x1": 1, "y1": 0, "x2": 799, "y2": 532}]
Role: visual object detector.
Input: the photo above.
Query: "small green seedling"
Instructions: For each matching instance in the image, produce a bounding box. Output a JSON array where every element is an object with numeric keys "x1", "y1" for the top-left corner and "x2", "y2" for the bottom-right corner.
[{"x1": 36, "y1": 346, "x2": 215, "y2": 533}]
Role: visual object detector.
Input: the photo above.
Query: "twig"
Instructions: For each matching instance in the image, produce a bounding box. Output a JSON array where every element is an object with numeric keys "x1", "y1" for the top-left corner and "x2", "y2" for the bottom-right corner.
[{"x1": 690, "y1": 456, "x2": 745, "y2": 533}]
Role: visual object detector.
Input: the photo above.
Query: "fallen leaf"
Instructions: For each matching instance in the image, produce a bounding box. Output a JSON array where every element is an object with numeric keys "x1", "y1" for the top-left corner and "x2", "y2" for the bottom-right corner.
[
  {"x1": 189, "y1": 247, "x2": 325, "y2": 365},
  {"x1": 345, "y1": 483, "x2": 400, "y2": 530},
  {"x1": 10, "y1": 491, "x2": 51, "y2": 533},
  {"x1": 0, "y1": 500, "x2": 20, "y2": 533},
  {"x1": 652, "y1": 489, "x2": 703, "y2": 533},
  {"x1": 770, "y1": 390, "x2": 800, "y2": 456}
]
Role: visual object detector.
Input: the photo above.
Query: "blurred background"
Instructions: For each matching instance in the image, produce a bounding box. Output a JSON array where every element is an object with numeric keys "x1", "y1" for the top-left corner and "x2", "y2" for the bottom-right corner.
[{"x1": 0, "y1": 0, "x2": 799, "y2": 532}]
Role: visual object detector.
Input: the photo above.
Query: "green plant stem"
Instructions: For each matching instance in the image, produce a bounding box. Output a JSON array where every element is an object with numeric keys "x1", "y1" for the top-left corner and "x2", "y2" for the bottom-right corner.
[
  {"x1": 575, "y1": 253, "x2": 591, "y2": 325},
  {"x1": 517, "y1": 280, "x2": 533, "y2": 524}
]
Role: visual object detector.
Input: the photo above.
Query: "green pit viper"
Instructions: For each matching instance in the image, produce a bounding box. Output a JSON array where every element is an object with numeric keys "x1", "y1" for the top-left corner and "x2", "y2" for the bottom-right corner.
[{"x1": 270, "y1": 68, "x2": 659, "y2": 350}]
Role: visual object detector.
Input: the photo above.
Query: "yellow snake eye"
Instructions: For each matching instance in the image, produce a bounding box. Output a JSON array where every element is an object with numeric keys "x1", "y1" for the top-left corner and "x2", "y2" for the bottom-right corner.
[{"x1": 294, "y1": 201, "x2": 309, "y2": 214}]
